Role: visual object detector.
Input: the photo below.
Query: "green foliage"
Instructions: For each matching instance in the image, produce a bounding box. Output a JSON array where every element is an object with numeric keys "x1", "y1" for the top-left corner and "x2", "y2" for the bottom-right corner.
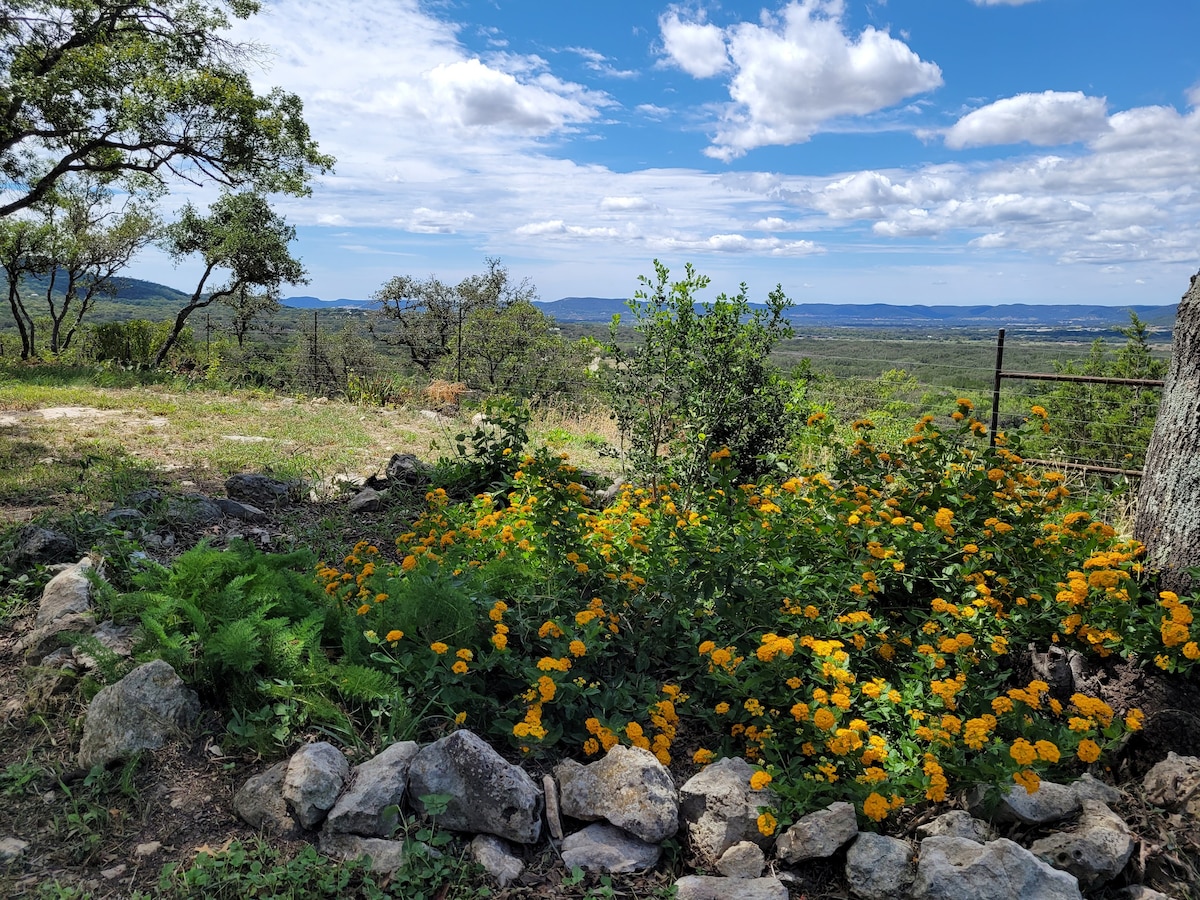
[
  {"x1": 373, "y1": 257, "x2": 535, "y2": 374},
  {"x1": 0, "y1": 0, "x2": 332, "y2": 220},
  {"x1": 1038, "y1": 312, "x2": 1166, "y2": 468},
  {"x1": 92, "y1": 319, "x2": 183, "y2": 367},
  {"x1": 603, "y1": 260, "x2": 796, "y2": 491},
  {"x1": 110, "y1": 539, "x2": 356, "y2": 749},
  {"x1": 434, "y1": 397, "x2": 535, "y2": 498},
  {"x1": 325, "y1": 399, "x2": 1194, "y2": 829},
  {"x1": 436, "y1": 299, "x2": 595, "y2": 405}
]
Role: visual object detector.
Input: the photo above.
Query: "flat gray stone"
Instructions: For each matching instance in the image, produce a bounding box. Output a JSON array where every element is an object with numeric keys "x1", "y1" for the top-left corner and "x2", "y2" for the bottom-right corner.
[
  {"x1": 0, "y1": 837, "x2": 29, "y2": 862},
  {"x1": 318, "y1": 832, "x2": 407, "y2": 873},
  {"x1": 912, "y1": 836, "x2": 1083, "y2": 900},
  {"x1": 561, "y1": 823, "x2": 662, "y2": 873},
  {"x1": 716, "y1": 841, "x2": 765, "y2": 879},
  {"x1": 36, "y1": 557, "x2": 96, "y2": 627},
  {"x1": 915, "y1": 810, "x2": 997, "y2": 844},
  {"x1": 214, "y1": 498, "x2": 267, "y2": 522},
  {"x1": 77, "y1": 660, "x2": 199, "y2": 769},
  {"x1": 1069, "y1": 774, "x2": 1122, "y2": 806},
  {"x1": 674, "y1": 875, "x2": 788, "y2": 900},
  {"x1": 469, "y1": 834, "x2": 524, "y2": 887},
  {"x1": 972, "y1": 780, "x2": 1082, "y2": 826},
  {"x1": 1143, "y1": 753, "x2": 1200, "y2": 816},
  {"x1": 776, "y1": 801, "x2": 858, "y2": 864},
  {"x1": 347, "y1": 488, "x2": 384, "y2": 513},
  {"x1": 1030, "y1": 801, "x2": 1135, "y2": 891},
  {"x1": 846, "y1": 833, "x2": 914, "y2": 900}
]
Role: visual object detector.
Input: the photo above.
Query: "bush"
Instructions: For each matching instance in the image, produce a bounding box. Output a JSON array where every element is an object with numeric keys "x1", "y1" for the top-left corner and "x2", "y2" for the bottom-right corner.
[
  {"x1": 322, "y1": 400, "x2": 1196, "y2": 829},
  {"x1": 603, "y1": 261, "x2": 796, "y2": 493}
]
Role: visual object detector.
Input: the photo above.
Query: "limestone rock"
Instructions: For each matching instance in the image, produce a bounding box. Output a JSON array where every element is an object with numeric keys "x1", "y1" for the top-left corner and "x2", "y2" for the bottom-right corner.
[
  {"x1": 971, "y1": 780, "x2": 1082, "y2": 826},
  {"x1": 0, "y1": 837, "x2": 29, "y2": 862},
  {"x1": 560, "y1": 823, "x2": 662, "y2": 873},
  {"x1": 163, "y1": 493, "x2": 222, "y2": 525},
  {"x1": 233, "y1": 761, "x2": 300, "y2": 835},
  {"x1": 385, "y1": 453, "x2": 433, "y2": 488},
  {"x1": 225, "y1": 473, "x2": 294, "y2": 509},
  {"x1": 36, "y1": 557, "x2": 97, "y2": 627},
  {"x1": 915, "y1": 810, "x2": 997, "y2": 844},
  {"x1": 21, "y1": 612, "x2": 96, "y2": 664},
  {"x1": 1030, "y1": 800, "x2": 1135, "y2": 890},
  {"x1": 1124, "y1": 887, "x2": 1176, "y2": 900},
  {"x1": 347, "y1": 488, "x2": 384, "y2": 513},
  {"x1": 775, "y1": 801, "x2": 858, "y2": 865},
  {"x1": 470, "y1": 834, "x2": 525, "y2": 887},
  {"x1": 283, "y1": 742, "x2": 350, "y2": 829},
  {"x1": 716, "y1": 841, "x2": 765, "y2": 879},
  {"x1": 317, "y1": 832, "x2": 407, "y2": 873},
  {"x1": 214, "y1": 498, "x2": 267, "y2": 522},
  {"x1": 911, "y1": 836, "x2": 1083, "y2": 900},
  {"x1": 324, "y1": 741, "x2": 419, "y2": 837},
  {"x1": 673, "y1": 874, "x2": 788, "y2": 900},
  {"x1": 846, "y1": 833, "x2": 914, "y2": 900},
  {"x1": 556, "y1": 745, "x2": 678, "y2": 844},
  {"x1": 77, "y1": 660, "x2": 199, "y2": 768},
  {"x1": 1069, "y1": 774, "x2": 1122, "y2": 806},
  {"x1": 1143, "y1": 752, "x2": 1200, "y2": 816},
  {"x1": 407, "y1": 730, "x2": 542, "y2": 844},
  {"x1": 679, "y1": 756, "x2": 779, "y2": 863},
  {"x1": 8, "y1": 525, "x2": 74, "y2": 569}
]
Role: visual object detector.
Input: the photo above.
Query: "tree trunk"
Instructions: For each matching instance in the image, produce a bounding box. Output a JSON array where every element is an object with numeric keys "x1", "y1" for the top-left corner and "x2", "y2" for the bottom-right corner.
[{"x1": 1135, "y1": 271, "x2": 1200, "y2": 595}]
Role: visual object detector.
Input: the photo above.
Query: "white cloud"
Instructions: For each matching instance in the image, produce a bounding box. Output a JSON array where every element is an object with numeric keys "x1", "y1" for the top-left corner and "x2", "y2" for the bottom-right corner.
[
  {"x1": 399, "y1": 207, "x2": 477, "y2": 234},
  {"x1": 945, "y1": 91, "x2": 1110, "y2": 149},
  {"x1": 661, "y1": 1, "x2": 943, "y2": 160},
  {"x1": 600, "y1": 196, "x2": 652, "y2": 211},
  {"x1": 567, "y1": 46, "x2": 638, "y2": 79},
  {"x1": 651, "y1": 233, "x2": 823, "y2": 255},
  {"x1": 659, "y1": 9, "x2": 730, "y2": 78},
  {"x1": 971, "y1": 0, "x2": 1043, "y2": 5}
]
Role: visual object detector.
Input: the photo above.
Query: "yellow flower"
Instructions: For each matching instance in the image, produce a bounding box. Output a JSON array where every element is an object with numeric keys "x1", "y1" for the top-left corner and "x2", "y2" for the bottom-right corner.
[
  {"x1": 756, "y1": 812, "x2": 777, "y2": 836},
  {"x1": 1124, "y1": 708, "x2": 1144, "y2": 731},
  {"x1": 715, "y1": 702, "x2": 730, "y2": 714},
  {"x1": 1010, "y1": 739, "x2": 1037, "y2": 766},
  {"x1": 1013, "y1": 770, "x2": 1041, "y2": 794},
  {"x1": 401, "y1": 554, "x2": 418, "y2": 571},
  {"x1": 863, "y1": 792, "x2": 889, "y2": 823},
  {"x1": 356, "y1": 604, "x2": 370, "y2": 616},
  {"x1": 693, "y1": 748, "x2": 715, "y2": 765},
  {"x1": 491, "y1": 632, "x2": 508, "y2": 650},
  {"x1": 456, "y1": 648, "x2": 474, "y2": 661},
  {"x1": 451, "y1": 660, "x2": 468, "y2": 675},
  {"x1": 569, "y1": 640, "x2": 587, "y2": 658},
  {"x1": 385, "y1": 629, "x2": 404, "y2": 642},
  {"x1": 431, "y1": 642, "x2": 449, "y2": 655},
  {"x1": 750, "y1": 771, "x2": 772, "y2": 791},
  {"x1": 454, "y1": 711, "x2": 467, "y2": 725},
  {"x1": 1034, "y1": 740, "x2": 1060, "y2": 763},
  {"x1": 813, "y1": 708, "x2": 836, "y2": 731},
  {"x1": 1076, "y1": 739, "x2": 1101, "y2": 763}
]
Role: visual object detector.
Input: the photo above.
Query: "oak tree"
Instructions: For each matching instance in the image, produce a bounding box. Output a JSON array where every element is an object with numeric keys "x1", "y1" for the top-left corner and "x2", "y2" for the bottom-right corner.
[{"x1": 0, "y1": 0, "x2": 332, "y2": 219}]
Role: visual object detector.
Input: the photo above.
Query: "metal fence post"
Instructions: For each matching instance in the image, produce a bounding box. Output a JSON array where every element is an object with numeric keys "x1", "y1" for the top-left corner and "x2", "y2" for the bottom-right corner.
[{"x1": 989, "y1": 328, "x2": 1005, "y2": 448}]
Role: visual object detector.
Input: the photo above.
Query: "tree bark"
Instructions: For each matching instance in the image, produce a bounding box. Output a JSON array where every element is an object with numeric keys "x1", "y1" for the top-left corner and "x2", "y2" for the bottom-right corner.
[{"x1": 1135, "y1": 271, "x2": 1200, "y2": 595}]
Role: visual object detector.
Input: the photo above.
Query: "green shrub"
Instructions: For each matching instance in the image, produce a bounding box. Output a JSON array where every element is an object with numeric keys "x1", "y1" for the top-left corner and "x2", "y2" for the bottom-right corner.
[{"x1": 603, "y1": 260, "x2": 796, "y2": 493}]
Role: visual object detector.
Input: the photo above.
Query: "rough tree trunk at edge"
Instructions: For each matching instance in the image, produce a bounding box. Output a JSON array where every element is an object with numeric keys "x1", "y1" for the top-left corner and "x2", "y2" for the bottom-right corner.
[{"x1": 1135, "y1": 271, "x2": 1200, "y2": 595}]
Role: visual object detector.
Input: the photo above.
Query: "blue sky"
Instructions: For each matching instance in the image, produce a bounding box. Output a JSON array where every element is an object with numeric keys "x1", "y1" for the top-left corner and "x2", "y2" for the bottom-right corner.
[{"x1": 138, "y1": 0, "x2": 1200, "y2": 306}]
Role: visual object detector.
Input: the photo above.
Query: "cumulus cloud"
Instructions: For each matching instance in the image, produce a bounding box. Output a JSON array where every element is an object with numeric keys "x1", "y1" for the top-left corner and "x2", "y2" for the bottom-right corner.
[
  {"x1": 945, "y1": 91, "x2": 1110, "y2": 149},
  {"x1": 659, "y1": 9, "x2": 730, "y2": 77},
  {"x1": 660, "y1": 1, "x2": 943, "y2": 160}
]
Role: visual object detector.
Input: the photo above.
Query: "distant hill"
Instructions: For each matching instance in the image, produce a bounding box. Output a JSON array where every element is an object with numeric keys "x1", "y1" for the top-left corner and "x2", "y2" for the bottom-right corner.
[
  {"x1": 536, "y1": 297, "x2": 1179, "y2": 331},
  {"x1": 1, "y1": 273, "x2": 1178, "y2": 334},
  {"x1": 281, "y1": 296, "x2": 379, "y2": 310}
]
